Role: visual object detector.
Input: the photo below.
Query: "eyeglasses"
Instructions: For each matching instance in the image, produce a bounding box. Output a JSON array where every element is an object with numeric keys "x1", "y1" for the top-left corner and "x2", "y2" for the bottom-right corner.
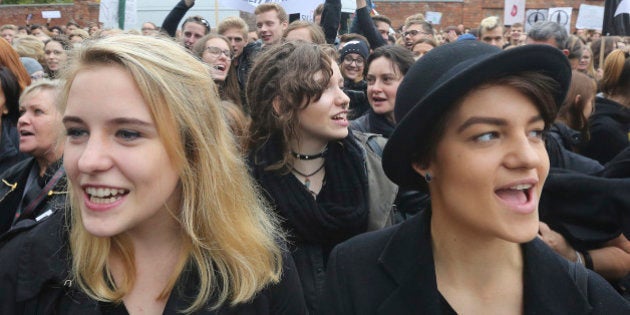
[
  {"x1": 204, "y1": 46, "x2": 233, "y2": 60},
  {"x1": 343, "y1": 55, "x2": 364, "y2": 65},
  {"x1": 403, "y1": 30, "x2": 429, "y2": 37}
]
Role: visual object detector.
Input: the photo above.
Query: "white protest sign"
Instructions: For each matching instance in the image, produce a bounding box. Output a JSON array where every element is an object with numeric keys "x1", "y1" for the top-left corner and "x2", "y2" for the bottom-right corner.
[
  {"x1": 576, "y1": 4, "x2": 604, "y2": 30},
  {"x1": 548, "y1": 7, "x2": 572, "y2": 34},
  {"x1": 219, "y1": 0, "x2": 324, "y2": 15},
  {"x1": 42, "y1": 11, "x2": 61, "y2": 19},
  {"x1": 504, "y1": 0, "x2": 525, "y2": 25},
  {"x1": 99, "y1": 0, "x2": 137, "y2": 30},
  {"x1": 425, "y1": 11, "x2": 442, "y2": 25},
  {"x1": 525, "y1": 9, "x2": 548, "y2": 32},
  {"x1": 341, "y1": 0, "x2": 356, "y2": 13}
]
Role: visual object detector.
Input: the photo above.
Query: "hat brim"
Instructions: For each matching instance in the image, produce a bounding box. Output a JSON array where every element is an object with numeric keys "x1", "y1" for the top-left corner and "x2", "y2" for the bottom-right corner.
[{"x1": 383, "y1": 44, "x2": 571, "y2": 190}]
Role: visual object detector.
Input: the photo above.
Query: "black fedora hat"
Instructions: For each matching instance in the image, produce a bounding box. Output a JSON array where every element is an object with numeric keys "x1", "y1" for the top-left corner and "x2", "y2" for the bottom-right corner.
[{"x1": 382, "y1": 41, "x2": 572, "y2": 190}]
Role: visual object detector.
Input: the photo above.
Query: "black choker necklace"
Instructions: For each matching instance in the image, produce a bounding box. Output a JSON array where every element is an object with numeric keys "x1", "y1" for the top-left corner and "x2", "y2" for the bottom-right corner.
[{"x1": 291, "y1": 147, "x2": 328, "y2": 160}]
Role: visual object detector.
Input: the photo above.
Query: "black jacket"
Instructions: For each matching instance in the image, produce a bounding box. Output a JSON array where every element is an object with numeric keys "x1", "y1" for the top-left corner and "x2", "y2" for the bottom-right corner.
[
  {"x1": 546, "y1": 122, "x2": 604, "y2": 174},
  {"x1": 580, "y1": 97, "x2": 630, "y2": 164},
  {"x1": 0, "y1": 157, "x2": 66, "y2": 236},
  {"x1": 0, "y1": 211, "x2": 308, "y2": 314},
  {"x1": 321, "y1": 209, "x2": 630, "y2": 314},
  {"x1": 0, "y1": 117, "x2": 27, "y2": 175}
]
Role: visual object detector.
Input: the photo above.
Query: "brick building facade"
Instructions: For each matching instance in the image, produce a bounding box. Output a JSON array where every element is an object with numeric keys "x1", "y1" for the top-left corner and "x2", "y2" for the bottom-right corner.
[{"x1": 0, "y1": 1, "x2": 607, "y2": 33}]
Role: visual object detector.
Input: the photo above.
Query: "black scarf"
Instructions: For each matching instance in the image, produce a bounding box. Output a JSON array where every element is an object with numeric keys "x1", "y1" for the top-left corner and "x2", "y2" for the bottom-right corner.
[
  {"x1": 367, "y1": 109, "x2": 395, "y2": 138},
  {"x1": 250, "y1": 133, "x2": 369, "y2": 247}
]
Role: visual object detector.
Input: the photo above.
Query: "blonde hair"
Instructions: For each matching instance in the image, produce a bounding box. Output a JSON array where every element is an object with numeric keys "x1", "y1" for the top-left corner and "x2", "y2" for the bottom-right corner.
[
  {"x1": 12, "y1": 35, "x2": 46, "y2": 65},
  {"x1": 59, "y1": 34, "x2": 283, "y2": 312},
  {"x1": 600, "y1": 49, "x2": 630, "y2": 101},
  {"x1": 218, "y1": 16, "x2": 249, "y2": 38},
  {"x1": 283, "y1": 20, "x2": 326, "y2": 44},
  {"x1": 254, "y1": 3, "x2": 288, "y2": 23},
  {"x1": 479, "y1": 16, "x2": 502, "y2": 35}
]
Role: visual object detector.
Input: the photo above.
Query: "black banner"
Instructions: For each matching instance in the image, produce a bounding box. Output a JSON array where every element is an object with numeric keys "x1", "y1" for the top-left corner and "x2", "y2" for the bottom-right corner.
[{"x1": 603, "y1": 0, "x2": 630, "y2": 36}]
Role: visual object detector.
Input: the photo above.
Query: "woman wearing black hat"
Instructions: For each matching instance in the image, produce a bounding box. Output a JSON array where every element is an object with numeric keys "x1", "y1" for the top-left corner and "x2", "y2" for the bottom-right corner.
[{"x1": 320, "y1": 41, "x2": 630, "y2": 314}]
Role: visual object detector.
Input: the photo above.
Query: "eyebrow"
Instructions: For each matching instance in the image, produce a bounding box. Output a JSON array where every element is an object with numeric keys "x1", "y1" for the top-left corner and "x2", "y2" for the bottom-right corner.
[
  {"x1": 457, "y1": 115, "x2": 543, "y2": 133},
  {"x1": 62, "y1": 116, "x2": 154, "y2": 128}
]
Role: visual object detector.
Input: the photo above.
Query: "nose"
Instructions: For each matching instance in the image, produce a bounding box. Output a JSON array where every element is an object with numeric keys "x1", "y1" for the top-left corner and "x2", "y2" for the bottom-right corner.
[
  {"x1": 336, "y1": 86, "x2": 350, "y2": 108},
  {"x1": 504, "y1": 133, "x2": 546, "y2": 170},
  {"x1": 77, "y1": 135, "x2": 113, "y2": 173},
  {"x1": 17, "y1": 112, "x2": 29, "y2": 126}
]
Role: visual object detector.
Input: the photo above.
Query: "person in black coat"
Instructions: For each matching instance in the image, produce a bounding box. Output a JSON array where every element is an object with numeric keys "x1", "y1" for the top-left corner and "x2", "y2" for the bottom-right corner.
[
  {"x1": 320, "y1": 41, "x2": 630, "y2": 314},
  {"x1": 580, "y1": 49, "x2": 630, "y2": 164},
  {"x1": 0, "y1": 80, "x2": 65, "y2": 236},
  {"x1": 0, "y1": 35, "x2": 306, "y2": 314}
]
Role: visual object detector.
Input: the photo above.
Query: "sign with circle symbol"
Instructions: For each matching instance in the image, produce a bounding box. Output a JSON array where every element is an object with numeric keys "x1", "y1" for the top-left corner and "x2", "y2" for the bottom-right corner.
[
  {"x1": 525, "y1": 9, "x2": 548, "y2": 31},
  {"x1": 550, "y1": 10, "x2": 569, "y2": 25}
]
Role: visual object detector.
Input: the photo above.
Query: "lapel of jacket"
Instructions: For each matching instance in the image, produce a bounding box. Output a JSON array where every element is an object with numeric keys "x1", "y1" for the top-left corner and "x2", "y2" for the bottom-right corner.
[
  {"x1": 522, "y1": 239, "x2": 592, "y2": 314},
  {"x1": 376, "y1": 210, "x2": 444, "y2": 314}
]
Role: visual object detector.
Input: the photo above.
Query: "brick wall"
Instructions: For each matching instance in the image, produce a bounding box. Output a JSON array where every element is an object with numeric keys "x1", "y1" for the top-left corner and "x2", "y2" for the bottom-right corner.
[
  {"x1": 374, "y1": 0, "x2": 606, "y2": 33},
  {"x1": 0, "y1": 0, "x2": 99, "y2": 29}
]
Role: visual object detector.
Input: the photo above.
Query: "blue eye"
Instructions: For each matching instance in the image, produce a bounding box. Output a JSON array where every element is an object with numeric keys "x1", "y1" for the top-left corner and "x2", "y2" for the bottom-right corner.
[
  {"x1": 66, "y1": 127, "x2": 87, "y2": 138},
  {"x1": 116, "y1": 129, "x2": 141, "y2": 140}
]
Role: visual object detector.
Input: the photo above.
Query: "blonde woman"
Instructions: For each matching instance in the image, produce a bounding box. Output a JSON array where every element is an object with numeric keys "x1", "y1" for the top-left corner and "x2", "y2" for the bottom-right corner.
[{"x1": 0, "y1": 35, "x2": 306, "y2": 314}]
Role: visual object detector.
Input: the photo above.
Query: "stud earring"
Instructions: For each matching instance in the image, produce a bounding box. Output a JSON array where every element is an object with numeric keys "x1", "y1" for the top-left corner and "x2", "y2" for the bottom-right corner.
[{"x1": 424, "y1": 172, "x2": 432, "y2": 183}]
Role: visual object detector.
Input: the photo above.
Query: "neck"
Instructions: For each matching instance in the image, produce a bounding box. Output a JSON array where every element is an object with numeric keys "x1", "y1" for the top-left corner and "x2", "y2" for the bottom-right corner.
[
  {"x1": 430, "y1": 208, "x2": 523, "y2": 287},
  {"x1": 35, "y1": 145, "x2": 64, "y2": 177},
  {"x1": 289, "y1": 137, "x2": 328, "y2": 157},
  {"x1": 607, "y1": 94, "x2": 630, "y2": 108}
]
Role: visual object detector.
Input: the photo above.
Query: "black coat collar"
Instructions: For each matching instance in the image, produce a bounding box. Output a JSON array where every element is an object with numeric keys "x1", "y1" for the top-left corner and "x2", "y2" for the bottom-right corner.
[{"x1": 375, "y1": 210, "x2": 592, "y2": 314}]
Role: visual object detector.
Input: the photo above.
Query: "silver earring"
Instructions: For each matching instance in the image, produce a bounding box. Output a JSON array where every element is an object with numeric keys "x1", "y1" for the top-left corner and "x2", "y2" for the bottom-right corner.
[{"x1": 424, "y1": 172, "x2": 432, "y2": 183}]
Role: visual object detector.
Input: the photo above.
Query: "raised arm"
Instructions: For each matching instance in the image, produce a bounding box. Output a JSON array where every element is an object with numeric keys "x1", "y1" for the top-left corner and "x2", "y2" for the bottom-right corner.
[{"x1": 161, "y1": 0, "x2": 195, "y2": 37}]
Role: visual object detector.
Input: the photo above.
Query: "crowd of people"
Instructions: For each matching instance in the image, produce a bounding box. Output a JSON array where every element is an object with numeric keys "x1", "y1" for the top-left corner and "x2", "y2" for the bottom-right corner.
[{"x1": 0, "y1": 0, "x2": 629, "y2": 313}]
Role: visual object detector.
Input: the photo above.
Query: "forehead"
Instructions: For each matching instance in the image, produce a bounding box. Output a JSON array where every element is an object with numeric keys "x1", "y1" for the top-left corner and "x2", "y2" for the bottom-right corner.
[
  {"x1": 223, "y1": 28, "x2": 245, "y2": 38},
  {"x1": 45, "y1": 41, "x2": 63, "y2": 49},
  {"x1": 256, "y1": 10, "x2": 280, "y2": 22},
  {"x1": 375, "y1": 21, "x2": 389, "y2": 29},
  {"x1": 286, "y1": 27, "x2": 312, "y2": 42},
  {"x1": 183, "y1": 22, "x2": 206, "y2": 34},
  {"x1": 482, "y1": 27, "x2": 503, "y2": 37},
  {"x1": 368, "y1": 57, "x2": 396, "y2": 73},
  {"x1": 407, "y1": 24, "x2": 423, "y2": 31},
  {"x1": 206, "y1": 37, "x2": 229, "y2": 48},
  {"x1": 345, "y1": 53, "x2": 363, "y2": 59}
]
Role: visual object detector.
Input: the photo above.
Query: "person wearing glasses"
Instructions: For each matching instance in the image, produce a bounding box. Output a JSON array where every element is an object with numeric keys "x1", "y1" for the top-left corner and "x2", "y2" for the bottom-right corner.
[
  {"x1": 162, "y1": 0, "x2": 211, "y2": 50},
  {"x1": 193, "y1": 34, "x2": 241, "y2": 107},
  {"x1": 402, "y1": 19, "x2": 434, "y2": 50},
  {"x1": 339, "y1": 39, "x2": 370, "y2": 117}
]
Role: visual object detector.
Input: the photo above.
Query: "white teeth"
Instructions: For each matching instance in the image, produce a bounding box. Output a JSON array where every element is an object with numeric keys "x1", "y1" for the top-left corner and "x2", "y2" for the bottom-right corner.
[
  {"x1": 332, "y1": 113, "x2": 347, "y2": 120},
  {"x1": 509, "y1": 184, "x2": 532, "y2": 191},
  {"x1": 85, "y1": 187, "x2": 127, "y2": 197}
]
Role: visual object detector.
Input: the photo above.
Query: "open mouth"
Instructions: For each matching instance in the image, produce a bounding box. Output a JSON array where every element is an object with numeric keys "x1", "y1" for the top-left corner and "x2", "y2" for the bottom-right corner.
[
  {"x1": 372, "y1": 96, "x2": 387, "y2": 103},
  {"x1": 85, "y1": 187, "x2": 129, "y2": 204},
  {"x1": 332, "y1": 111, "x2": 347, "y2": 121},
  {"x1": 495, "y1": 183, "x2": 532, "y2": 205},
  {"x1": 19, "y1": 130, "x2": 34, "y2": 137},
  {"x1": 213, "y1": 64, "x2": 226, "y2": 71}
]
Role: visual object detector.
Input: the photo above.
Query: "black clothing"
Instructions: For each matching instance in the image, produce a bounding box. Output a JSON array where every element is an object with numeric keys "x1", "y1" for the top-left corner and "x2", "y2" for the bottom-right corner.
[
  {"x1": 540, "y1": 168, "x2": 630, "y2": 249},
  {"x1": 161, "y1": 0, "x2": 192, "y2": 38},
  {"x1": 546, "y1": 122, "x2": 604, "y2": 174},
  {"x1": 349, "y1": 6, "x2": 387, "y2": 49},
  {"x1": 0, "y1": 117, "x2": 27, "y2": 175},
  {"x1": 580, "y1": 97, "x2": 630, "y2": 164},
  {"x1": 0, "y1": 157, "x2": 65, "y2": 236},
  {"x1": 344, "y1": 78, "x2": 369, "y2": 118},
  {"x1": 249, "y1": 130, "x2": 396, "y2": 315},
  {"x1": 236, "y1": 40, "x2": 262, "y2": 112},
  {"x1": 321, "y1": 209, "x2": 630, "y2": 314},
  {"x1": 321, "y1": 0, "x2": 342, "y2": 45},
  {"x1": 0, "y1": 211, "x2": 308, "y2": 314},
  {"x1": 350, "y1": 109, "x2": 395, "y2": 138}
]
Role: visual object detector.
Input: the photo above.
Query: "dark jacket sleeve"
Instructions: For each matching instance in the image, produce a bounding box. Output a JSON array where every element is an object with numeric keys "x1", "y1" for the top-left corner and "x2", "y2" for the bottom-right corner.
[
  {"x1": 587, "y1": 269, "x2": 630, "y2": 313},
  {"x1": 321, "y1": 0, "x2": 341, "y2": 45},
  {"x1": 161, "y1": 0, "x2": 193, "y2": 37},
  {"x1": 0, "y1": 229, "x2": 25, "y2": 314},
  {"x1": 351, "y1": 6, "x2": 387, "y2": 49},
  {"x1": 268, "y1": 251, "x2": 308, "y2": 314},
  {"x1": 319, "y1": 244, "x2": 350, "y2": 315}
]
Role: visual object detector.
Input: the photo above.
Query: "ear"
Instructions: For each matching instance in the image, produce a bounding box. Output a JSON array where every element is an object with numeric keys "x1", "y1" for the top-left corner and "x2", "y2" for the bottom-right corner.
[
  {"x1": 561, "y1": 49, "x2": 569, "y2": 57},
  {"x1": 411, "y1": 161, "x2": 430, "y2": 179},
  {"x1": 574, "y1": 94, "x2": 582, "y2": 105}
]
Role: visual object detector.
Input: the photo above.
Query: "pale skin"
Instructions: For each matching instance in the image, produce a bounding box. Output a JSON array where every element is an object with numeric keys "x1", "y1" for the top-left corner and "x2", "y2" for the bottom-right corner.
[{"x1": 412, "y1": 85, "x2": 549, "y2": 314}]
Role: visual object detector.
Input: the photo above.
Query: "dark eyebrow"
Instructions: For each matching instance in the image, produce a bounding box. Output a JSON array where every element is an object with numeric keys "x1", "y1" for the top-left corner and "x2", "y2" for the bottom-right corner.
[{"x1": 457, "y1": 115, "x2": 543, "y2": 133}]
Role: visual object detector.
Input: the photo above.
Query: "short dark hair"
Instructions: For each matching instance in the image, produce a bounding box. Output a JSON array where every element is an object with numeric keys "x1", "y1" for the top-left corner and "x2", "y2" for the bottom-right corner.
[
  {"x1": 183, "y1": 15, "x2": 211, "y2": 34},
  {"x1": 372, "y1": 15, "x2": 392, "y2": 27},
  {"x1": 367, "y1": 45, "x2": 415, "y2": 78}
]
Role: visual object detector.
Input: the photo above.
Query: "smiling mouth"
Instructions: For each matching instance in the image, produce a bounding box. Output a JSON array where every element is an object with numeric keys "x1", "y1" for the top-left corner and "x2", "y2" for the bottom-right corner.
[{"x1": 85, "y1": 187, "x2": 129, "y2": 204}]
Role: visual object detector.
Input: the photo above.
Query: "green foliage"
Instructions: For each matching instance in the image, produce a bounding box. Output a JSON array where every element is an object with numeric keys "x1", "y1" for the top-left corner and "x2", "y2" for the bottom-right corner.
[{"x1": 1, "y1": 0, "x2": 73, "y2": 5}]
